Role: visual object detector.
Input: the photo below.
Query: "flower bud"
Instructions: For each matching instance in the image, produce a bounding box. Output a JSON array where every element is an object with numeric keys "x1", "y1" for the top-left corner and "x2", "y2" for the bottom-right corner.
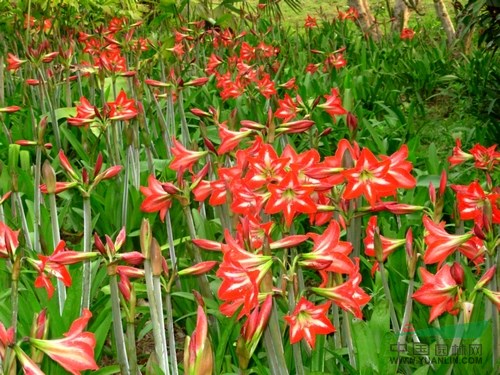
[
  {"x1": 42, "y1": 160, "x2": 57, "y2": 194},
  {"x1": 450, "y1": 262, "x2": 464, "y2": 286}
]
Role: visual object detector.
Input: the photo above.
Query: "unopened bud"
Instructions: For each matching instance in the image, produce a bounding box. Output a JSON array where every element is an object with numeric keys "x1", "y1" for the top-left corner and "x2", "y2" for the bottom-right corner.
[
  {"x1": 450, "y1": 262, "x2": 464, "y2": 286},
  {"x1": 150, "y1": 238, "x2": 162, "y2": 276},
  {"x1": 140, "y1": 219, "x2": 152, "y2": 259},
  {"x1": 42, "y1": 160, "x2": 57, "y2": 194}
]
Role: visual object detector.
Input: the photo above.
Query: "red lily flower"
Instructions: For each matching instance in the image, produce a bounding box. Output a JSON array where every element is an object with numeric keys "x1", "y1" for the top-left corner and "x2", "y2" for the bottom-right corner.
[
  {"x1": 0, "y1": 221, "x2": 20, "y2": 259},
  {"x1": 342, "y1": 148, "x2": 394, "y2": 206},
  {"x1": 217, "y1": 123, "x2": 253, "y2": 155},
  {"x1": 29, "y1": 309, "x2": 99, "y2": 375},
  {"x1": 452, "y1": 181, "x2": 500, "y2": 227},
  {"x1": 422, "y1": 215, "x2": 483, "y2": 265},
  {"x1": 364, "y1": 216, "x2": 406, "y2": 271},
  {"x1": 275, "y1": 93, "x2": 301, "y2": 123},
  {"x1": 108, "y1": 90, "x2": 138, "y2": 120},
  {"x1": 245, "y1": 143, "x2": 289, "y2": 189},
  {"x1": 264, "y1": 171, "x2": 317, "y2": 228},
  {"x1": 300, "y1": 220, "x2": 354, "y2": 273},
  {"x1": 170, "y1": 138, "x2": 208, "y2": 176},
  {"x1": 304, "y1": 15, "x2": 318, "y2": 28},
  {"x1": 311, "y1": 259, "x2": 371, "y2": 319},
  {"x1": 7, "y1": 53, "x2": 26, "y2": 71},
  {"x1": 448, "y1": 138, "x2": 473, "y2": 167},
  {"x1": 412, "y1": 265, "x2": 461, "y2": 322},
  {"x1": 400, "y1": 28, "x2": 415, "y2": 40},
  {"x1": 140, "y1": 174, "x2": 179, "y2": 221},
  {"x1": 469, "y1": 143, "x2": 500, "y2": 171},
  {"x1": 318, "y1": 88, "x2": 347, "y2": 120},
  {"x1": 284, "y1": 297, "x2": 335, "y2": 349},
  {"x1": 257, "y1": 73, "x2": 277, "y2": 99},
  {"x1": 184, "y1": 305, "x2": 213, "y2": 375}
]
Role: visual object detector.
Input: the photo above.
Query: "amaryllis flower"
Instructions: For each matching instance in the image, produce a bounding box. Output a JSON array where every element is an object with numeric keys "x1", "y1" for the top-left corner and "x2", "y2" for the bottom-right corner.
[
  {"x1": 7, "y1": 53, "x2": 27, "y2": 71},
  {"x1": 256, "y1": 74, "x2": 277, "y2": 99},
  {"x1": 275, "y1": 93, "x2": 302, "y2": 123},
  {"x1": 170, "y1": 138, "x2": 208, "y2": 176},
  {"x1": 0, "y1": 221, "x2": 20, "y2": 259},
  {"x1": 451, "y1": 181, "x2": 500, "y2": 227},
  {"x1": 448, "y1": 138, "x2": 474, "y2": 167},
  {"x1": 29, "y1": 309, "x2": 99, "y2": 375},
  {"x1": 342, "y1": 148, "x2": 395, "y2": 206},
  {"x1": 184, "y1": 305, "x2": 213, "y2": 375},
  {"x1": 237, "y1": 295, "x2": 273, "y2": 368},
  {"x1": 318, "y1": 88, "x2": 347, "y2": 120},
  {"x1": 412, "y1": 265, "x2": 461, "y2": 322},
  {"x1": 422, "y1": 215, "x2": 482, "y2": 265},
  {"x1": 304, "y1": 15, "x2": 318, "y2": 28},
  {"x1": 364, "y1": 216, "x2": 406, "y2": 273},
  {"x1": 284, "y1": 297, "x2": 335, "y2": 349},
  {"x1": 300, "y1": 220, "x2": 354, "y2": 274},
  {"x1": 469, "y1": 143, "x2": 500, "y2": 171},
  {"x1": 108, "y1": 90, "x2": 138, "y2": 120},
  {"x1": 311, "y1": 259, "x2": 371, "y2": 319},
  {"x1": 217, "y1": 124, "x2": 253, "y2": 155},
  {"x1": 264, "y1": 171, "x2": 317, "y2": 228},
  {"x1": 400, "y1": 28, "x2": 415, "y2": 40},
  {"x1": 140, "y1": 175, "x2": 179, "y2": 222}
]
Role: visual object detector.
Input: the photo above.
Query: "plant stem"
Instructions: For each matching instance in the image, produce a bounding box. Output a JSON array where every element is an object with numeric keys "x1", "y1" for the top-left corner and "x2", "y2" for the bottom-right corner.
[
  {"x1": 379, "y1": 262, "x2": 400, "y2": 333},
  {"x1": 263, "y1": 303, "x2": 289, "y2": 375},
  {"x1": 287, "y1": 284, "x2": 304, "y2": 375},
  {"x1": 14, "y1": 192, "x2": 32, "y2": 250},
  {"x1": 109, "y1": 273, "x2": 131, "y2": 375},
  {"x1": 33, "y1": 146, "x2": 41, "y2": 253},
  {"x1": 342, "y1": 310, "x2": 356, "y2": 368},
  {"x1": 164, "y1": 290, "x2": 179, "y2": 375},
  {"x1": 165, "y1": 210, "x2": 181, "y2": 289},
  {"x1": 81, "y1": 197, "x2": 92, "y2": 312},
  {"x1": 48, "y1": 192, "x2": 66, "y2": 315},
  {"x1": 144, "y1": 259, "x2": 169, "y2": 374},
  {"x1": 182, "y1": 206, "x2": 213, "y2": 299}
]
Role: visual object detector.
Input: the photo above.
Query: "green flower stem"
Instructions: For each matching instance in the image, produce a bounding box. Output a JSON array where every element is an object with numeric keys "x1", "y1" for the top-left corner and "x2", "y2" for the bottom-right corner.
[
  {"x1": 379, "y1": 261, "x2": 400, "y2": 333},
  {"x1": 144, "y1": 259, "x2": 169, "y2": 374},
  {"x1": 109, "y1": 273, "x2": 131, "y2": 375},
  {"x1": 80, "y1": 196, "x2": 92, "y2": 312},
  {"x1": 182, "y1": 206, "x2": 213, "y2": 299},
  {"x1": 151, "y1": 94, "x2": 172, "y2": 158},
  {"x1": 262, "y1": 240, "x2": 288, "y2": 375},
  {"x1": 126, "y1": 288, "x2": 138, "y2": 375},
  {"x1": 486, "y1": 253, "x2": 499, "y2": 364},
  {"x1": 164, "y1": 289, "x2": 179, "y2": 375},
  {"x1": 177, "y1": 90, "x2": 191, "y2": 145},
  {"x1": 37, "y1": 68, "x2": 61, "y2": 149},
  {"x1": 263, "y1": 303, "x2": 289, "y2": 375},
  {"x1": 48, "y1": 192, "x2": 66, "y2": 315},
  {"x1": 14, "y1": 192, "x2": 32, "y2": 250},
  {"x1": 397, "y1": 278, "x2": 415, "y2": 347},
  {"x1": 342, "y1": 310, "x2": 356, "y2": 368},
  {"x1": 33, "y1": 145, "x2": 41, "y2": 253},
  {"x1": 165, "y1": 211, "x2": 180, "y2": 289}
]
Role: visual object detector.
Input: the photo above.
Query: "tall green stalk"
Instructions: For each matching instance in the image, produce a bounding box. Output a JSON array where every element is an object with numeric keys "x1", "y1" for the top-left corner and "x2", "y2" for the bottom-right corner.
[
  {"x1": 109, "y1": 273, "x2": 131, "y2": 375},
  {"x1": 80, "y1": 197, "x2": 92, "y2": 312}
]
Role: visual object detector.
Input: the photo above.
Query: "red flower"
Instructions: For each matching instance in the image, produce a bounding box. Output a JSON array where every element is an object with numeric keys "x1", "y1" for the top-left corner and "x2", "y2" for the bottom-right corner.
[
  {"x1": 451, "y1": 181, "x2": 500, "y2": 227},
  {"x1": 469, "y1": 143, "x2": 500, "y2": 171},
  {"x1": 140, "y1": 175, "x2": 179, "y2": 221},
  {"x1": 311, "y1": 259, "x2": 371, "y2": 319},
  {"x1": 0, "y1": 221, "x2": 20, "y2": 259},
  {"x1": 170, "y1": 138, "x2": 208, "y2": 176},
  {"x1": 300, "y1": 220, "x2": 354, "y2": 274},
  {"x1": 275, "y1": 93, "x2": 302, "y2": 123},
  {"x1": 319, "y1": 88, "x2": 347, "y2": 120},
  {"x1": 264, "y1": 171, "x2": 317, "y2": 228},
  {"x1": 364, "y1": 216, "x2": 406, "y2": 273},
  {"x1": 400, "y1": 28, "x2": 415, "y2": 40},
  {"x1": 422, "y1": 215, "x2": 482, "y2": 265},
  {"x1": 412, "y1": 265, "x2": 460, "y2": 322},
  {"x1": 284, "y1": 297, "x2": 335, "y2": 349},
  {"x1": 256, "y1": 73, "x2": 277, "y2": 99},
  {"x1": 108, "y1": 90, "x2": 138, "y2": 120},
  {"x1": 448, "y1": 138, "x2": 473, "y2": 167},
  {"x1": 30, "y1": 309, "x2": 99, "y2": 375},
  {"x1": 304, "y1": 15, "x2": 318, "y2": 28},
  {"x1": 7, "y1": 53, "x2": 26, "y2": 71}
]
